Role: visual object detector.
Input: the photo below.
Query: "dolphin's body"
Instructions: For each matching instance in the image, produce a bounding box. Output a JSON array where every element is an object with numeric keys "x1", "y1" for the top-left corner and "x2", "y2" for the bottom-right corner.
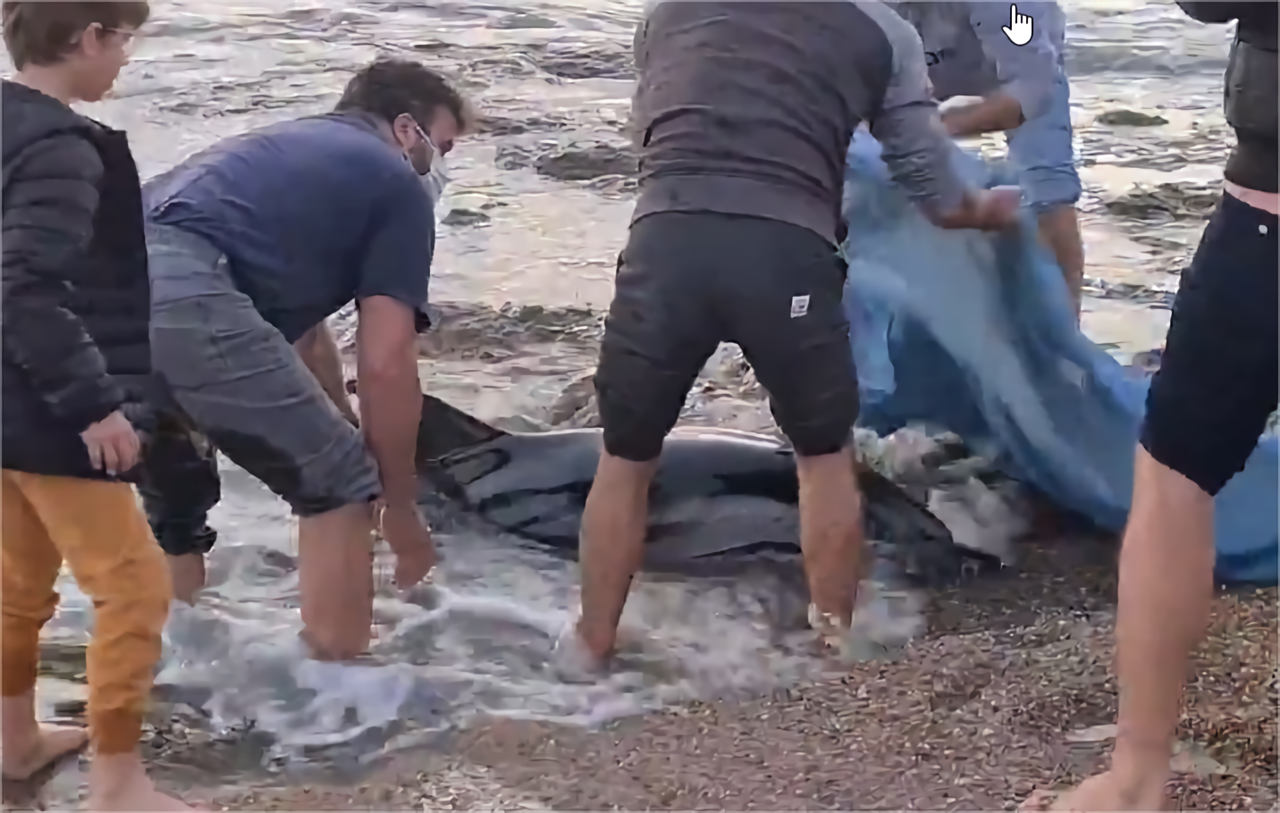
[{"x1": 412, "y1": 394, "x2": 997, "y2": 587}]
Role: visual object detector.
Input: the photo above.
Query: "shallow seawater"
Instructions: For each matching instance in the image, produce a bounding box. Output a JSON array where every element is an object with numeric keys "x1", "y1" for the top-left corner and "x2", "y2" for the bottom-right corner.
[{"x1": 2, "y1": 0, "x2": 1236, "y2": 802}]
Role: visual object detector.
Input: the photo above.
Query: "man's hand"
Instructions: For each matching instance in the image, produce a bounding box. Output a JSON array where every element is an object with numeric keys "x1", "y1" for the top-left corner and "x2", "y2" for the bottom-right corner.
[
  {"x1": 80, "y1": 410, "x2": 141, "y2": 474},
  {"x1": 379, "y1": 502, "x2": 436, "y2": 589},
  {"x1": 940, "y1": 94, "x2": 1026, "y2": 138},
  {"x1": 934, "y1": 186, "x2": 1023, "y2": 232}
]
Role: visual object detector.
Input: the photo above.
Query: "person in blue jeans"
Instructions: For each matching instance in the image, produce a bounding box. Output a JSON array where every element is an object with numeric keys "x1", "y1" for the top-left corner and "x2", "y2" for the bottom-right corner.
[{"x1": 891, "y1": 1, "x2": 1084, "y2": 316}]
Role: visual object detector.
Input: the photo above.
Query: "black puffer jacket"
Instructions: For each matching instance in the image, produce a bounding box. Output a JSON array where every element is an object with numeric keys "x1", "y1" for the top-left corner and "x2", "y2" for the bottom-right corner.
[{"x1": 2, "y1": 81, "x2": 152, "y2": 480}]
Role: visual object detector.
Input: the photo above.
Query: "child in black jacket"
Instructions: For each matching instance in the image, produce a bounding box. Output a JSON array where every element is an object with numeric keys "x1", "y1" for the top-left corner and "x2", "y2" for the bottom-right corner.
[{"x1": 1, "y1": 2, "x2": 192, "y2": 809}]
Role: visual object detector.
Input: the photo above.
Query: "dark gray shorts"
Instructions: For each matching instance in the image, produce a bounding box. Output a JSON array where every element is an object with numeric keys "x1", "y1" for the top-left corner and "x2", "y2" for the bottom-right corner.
[
  {"x1": 142, "y1": 223, "x2": 380, "y2": 541},
  {"x1": 594, "y1": 212, "x2": 859, "y2": 461}
]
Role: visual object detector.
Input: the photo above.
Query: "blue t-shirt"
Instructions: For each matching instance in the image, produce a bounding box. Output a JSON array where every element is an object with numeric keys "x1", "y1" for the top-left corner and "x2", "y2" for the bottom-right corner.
[{"x1": 145, "y1": 112, "x2": 433, "y2": 342}]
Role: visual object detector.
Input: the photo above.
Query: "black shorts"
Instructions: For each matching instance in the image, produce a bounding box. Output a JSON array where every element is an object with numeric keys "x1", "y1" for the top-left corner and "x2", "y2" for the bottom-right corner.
[
  {"x1": 595, "y1": 212, "x2": 858, "y2": 461},
  {"x1": 1140, "y1": 192, "x2": 1278, "y2": 497}
]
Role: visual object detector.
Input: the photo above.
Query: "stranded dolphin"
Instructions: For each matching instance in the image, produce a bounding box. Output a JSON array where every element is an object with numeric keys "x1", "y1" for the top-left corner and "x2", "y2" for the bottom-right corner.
[{"x1": 410, "y1": 392, "x2": 999, "y2": 587}]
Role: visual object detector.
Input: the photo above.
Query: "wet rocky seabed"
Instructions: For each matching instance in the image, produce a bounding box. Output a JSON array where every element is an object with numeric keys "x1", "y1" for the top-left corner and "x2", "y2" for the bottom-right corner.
[{"x1": 4, "y1": 0, "x2": 1277, "y2": 810}]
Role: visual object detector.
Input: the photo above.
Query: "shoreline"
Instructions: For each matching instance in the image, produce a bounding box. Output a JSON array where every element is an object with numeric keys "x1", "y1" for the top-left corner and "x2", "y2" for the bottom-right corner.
[{"x1": 168, "y1": 537, "x2": 1273, "y2": 811}]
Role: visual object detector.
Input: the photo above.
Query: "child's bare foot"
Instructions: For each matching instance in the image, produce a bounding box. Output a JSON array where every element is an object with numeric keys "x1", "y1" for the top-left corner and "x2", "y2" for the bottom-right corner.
[
  {"x1": 0, "y1": 724, "x2": 88, "y2": 780},
  {"x1": 90, "y1": 783, "x2": 197, "y2": 811},
  {"x1": 90, "y1": 753, "x2": 198, "y2": 811}
]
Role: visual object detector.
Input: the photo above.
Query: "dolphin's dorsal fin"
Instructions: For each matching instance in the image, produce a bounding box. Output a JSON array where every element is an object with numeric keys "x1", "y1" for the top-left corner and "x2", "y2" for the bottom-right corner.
[{"x1": 417, "y1": 393, "x2": 508, "y2": 464}]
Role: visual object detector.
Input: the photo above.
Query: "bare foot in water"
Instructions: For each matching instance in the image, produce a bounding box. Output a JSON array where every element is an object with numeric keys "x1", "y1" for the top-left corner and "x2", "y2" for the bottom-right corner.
[
  {"x1": 90, "y1": 754, "x2": 198, "y2": 811},
  {"x1": 1, "y1": 724, "x2": 88, "y2": 780}
]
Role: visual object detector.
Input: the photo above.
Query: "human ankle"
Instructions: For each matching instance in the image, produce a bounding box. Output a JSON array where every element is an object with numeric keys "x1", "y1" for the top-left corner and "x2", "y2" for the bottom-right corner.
[
  {"x1": 573, "y1": 617, "x2": 615, "y2": 660},
  {"x1": 1, "y1": 692, "x2": 40, "y2": 746},
  {"x1": 89, "y1": 749, "x2": 149, "y2": 792},
  {"x1": 809, "y1": 582, "x2": 856, "y2": 628},
  {"x1": 167, "y1": 554, "x2": 206, "y2": 603},
  {"x1": 89, "y1": 750, "x2": 192, "y2": 811},
  {"x1": 1111, "y1": 740, "x2": 1174, "y2": 786}
]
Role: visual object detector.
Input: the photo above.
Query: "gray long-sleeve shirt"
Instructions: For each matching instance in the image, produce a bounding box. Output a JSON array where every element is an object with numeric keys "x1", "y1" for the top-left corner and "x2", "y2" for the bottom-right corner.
[
  {"x1": 630, "y1": 0, "x2": 968, "y2": 244},
  {"x1": 889, "y1": 1, "x2": 1065, "y2": 122}
]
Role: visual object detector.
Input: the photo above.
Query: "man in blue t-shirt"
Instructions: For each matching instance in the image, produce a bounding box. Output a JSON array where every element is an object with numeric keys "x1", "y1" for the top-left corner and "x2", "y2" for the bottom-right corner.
[{"x1": 138, "y1": 59, "x2": 464, "y2": 661}]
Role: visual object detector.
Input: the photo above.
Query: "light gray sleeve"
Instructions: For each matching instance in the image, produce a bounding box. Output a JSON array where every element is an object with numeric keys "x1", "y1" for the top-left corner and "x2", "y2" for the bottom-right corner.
[
  {"x1": 858, "y1": 1, "x2": 968, "y2": 214},
  {"x1": 968, "y1": 1, "x2": 1062, "y2": 121}
]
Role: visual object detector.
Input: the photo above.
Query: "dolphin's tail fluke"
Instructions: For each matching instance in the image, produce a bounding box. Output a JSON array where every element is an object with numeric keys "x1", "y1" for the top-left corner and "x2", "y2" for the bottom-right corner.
[{"x1": 416, "y1": 393, "x2": 508, "y2": 464}]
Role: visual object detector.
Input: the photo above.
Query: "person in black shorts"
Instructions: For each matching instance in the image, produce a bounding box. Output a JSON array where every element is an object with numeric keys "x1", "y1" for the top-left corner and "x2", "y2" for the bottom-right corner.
[
  {"x1": 1028, "y1": 2, "x2": 1277, "y2": 811},
  {"x1": 555, "y1": 0, "x2": 1022, "y2": 672}
]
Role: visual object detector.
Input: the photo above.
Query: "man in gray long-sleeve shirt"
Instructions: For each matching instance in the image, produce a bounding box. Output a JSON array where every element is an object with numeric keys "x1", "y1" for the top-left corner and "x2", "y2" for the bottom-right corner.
[
  {"x1": 556, "y1": 0, "x2": 1021, "y2": 672},
  {"x1": 891, "y1": 1, "x2": 1085, "y2": 315}
]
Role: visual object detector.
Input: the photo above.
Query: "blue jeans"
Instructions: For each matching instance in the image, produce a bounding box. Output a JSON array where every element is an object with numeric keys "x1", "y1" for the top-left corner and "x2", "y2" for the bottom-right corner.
[{"x1": 1005, "y1": 74, "x2": 1081, "y2": 216}]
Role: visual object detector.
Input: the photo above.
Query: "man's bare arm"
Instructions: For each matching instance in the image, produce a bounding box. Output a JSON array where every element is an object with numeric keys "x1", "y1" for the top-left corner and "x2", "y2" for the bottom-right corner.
[
  {"x1": 940, "y1": 94, "x2": 1025, "y2": 138},
  {"x1": 858, "y1": 1, "x2": 1019, "y2": 231},
  {"x1": 355, "y1": 295, "x2": 422, "y2": 507},
  {"x1": 955, "y1": 2, "x2": 1060, "y2": 137},
  {"x1": 295, "y1": 321, "x2": 358, "y2": 425}
]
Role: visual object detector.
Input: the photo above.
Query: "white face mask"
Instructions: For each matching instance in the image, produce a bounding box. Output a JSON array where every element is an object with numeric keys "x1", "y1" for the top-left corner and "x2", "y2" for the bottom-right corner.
[{"x1": 423, "y1": 156, "x2": 451, "y2": 212}]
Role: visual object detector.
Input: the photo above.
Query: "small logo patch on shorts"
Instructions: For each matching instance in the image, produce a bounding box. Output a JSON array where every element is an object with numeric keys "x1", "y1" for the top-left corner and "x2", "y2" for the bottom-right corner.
[{"x1": 790, "y1": 295, "x2": 810, "y2": 318}]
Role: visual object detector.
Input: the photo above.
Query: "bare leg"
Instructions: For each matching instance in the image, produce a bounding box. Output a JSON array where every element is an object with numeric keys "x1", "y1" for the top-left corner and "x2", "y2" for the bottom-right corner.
[
  {"x1": 297, "y1": 501, "x2": 376, "y2": 661},
  {"x1": 794, "y1": 448, "x2": 863, "y2": 641},
  {"x1": 166, "y1": 554, "x2": 206, "y2": 605},
  {"x1": 1036, "y1": 205, "x2": 1085, "y2": 319},
  {"x1": 573, "y1": 452, "x2": 659, "y2": 663},
  {"x1": 1028, "y1": 447, "x2": 1214, "y2": 812}
]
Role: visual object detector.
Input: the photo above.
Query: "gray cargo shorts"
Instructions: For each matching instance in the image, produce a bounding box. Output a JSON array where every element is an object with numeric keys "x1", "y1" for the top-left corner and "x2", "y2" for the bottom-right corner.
[{"x1": 142, "y1": 222, "x2": 381, "y2": 525}]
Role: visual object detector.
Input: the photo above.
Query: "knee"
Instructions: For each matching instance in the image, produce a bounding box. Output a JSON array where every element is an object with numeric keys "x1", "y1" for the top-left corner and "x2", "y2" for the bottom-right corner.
[
  {"x1": 1139, "y1": 418, "x2": 1249, "y2": 500},
  {"x1": 1141, "y1": 388, "x2": 1262, "y2": 500},
  {"x1": 103, "y1": 544, "x2": 173, "y2": 634},
  {"x1": 775, "y1": 389, "x2": 859, "y2": 460},
  {"x1": 134, "y1": 543, "x2": 173, "y2": 608},
  {"x1": 1, "y1": 581, "x2": 59, "y2": 623},
  {"x1": 601, "y1": 425, "x2": 666, "y2": 463},
  {"x1": 788, "y1": 427, "x2": 855, "y2": 460},
  {"x1": 794, "y1": 446, "x2": 860, "y2": 494},
  {"x1": 596, "y1": 373, "x2": 682, "y2": 464},
  {"x1": 272, "y1": 434, "x2": 381, "y2": 518}
]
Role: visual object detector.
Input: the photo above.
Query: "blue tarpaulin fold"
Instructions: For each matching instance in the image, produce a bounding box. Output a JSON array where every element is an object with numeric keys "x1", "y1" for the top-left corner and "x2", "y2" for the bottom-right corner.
[{"x1": 841, "y1": 132, "x2": 1278, "y2": 584}]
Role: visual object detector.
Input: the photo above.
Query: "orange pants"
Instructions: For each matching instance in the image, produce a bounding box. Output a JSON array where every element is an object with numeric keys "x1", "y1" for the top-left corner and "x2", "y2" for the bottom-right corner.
[{"x1": 1, "y1": 470, "x2": 171, "y2": 755}]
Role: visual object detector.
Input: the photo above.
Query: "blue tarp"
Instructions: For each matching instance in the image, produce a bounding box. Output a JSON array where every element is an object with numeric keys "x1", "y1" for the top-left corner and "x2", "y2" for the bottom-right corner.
[{"x1": 841, "y1": 132, "x2": 1279, "y2": 585}]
